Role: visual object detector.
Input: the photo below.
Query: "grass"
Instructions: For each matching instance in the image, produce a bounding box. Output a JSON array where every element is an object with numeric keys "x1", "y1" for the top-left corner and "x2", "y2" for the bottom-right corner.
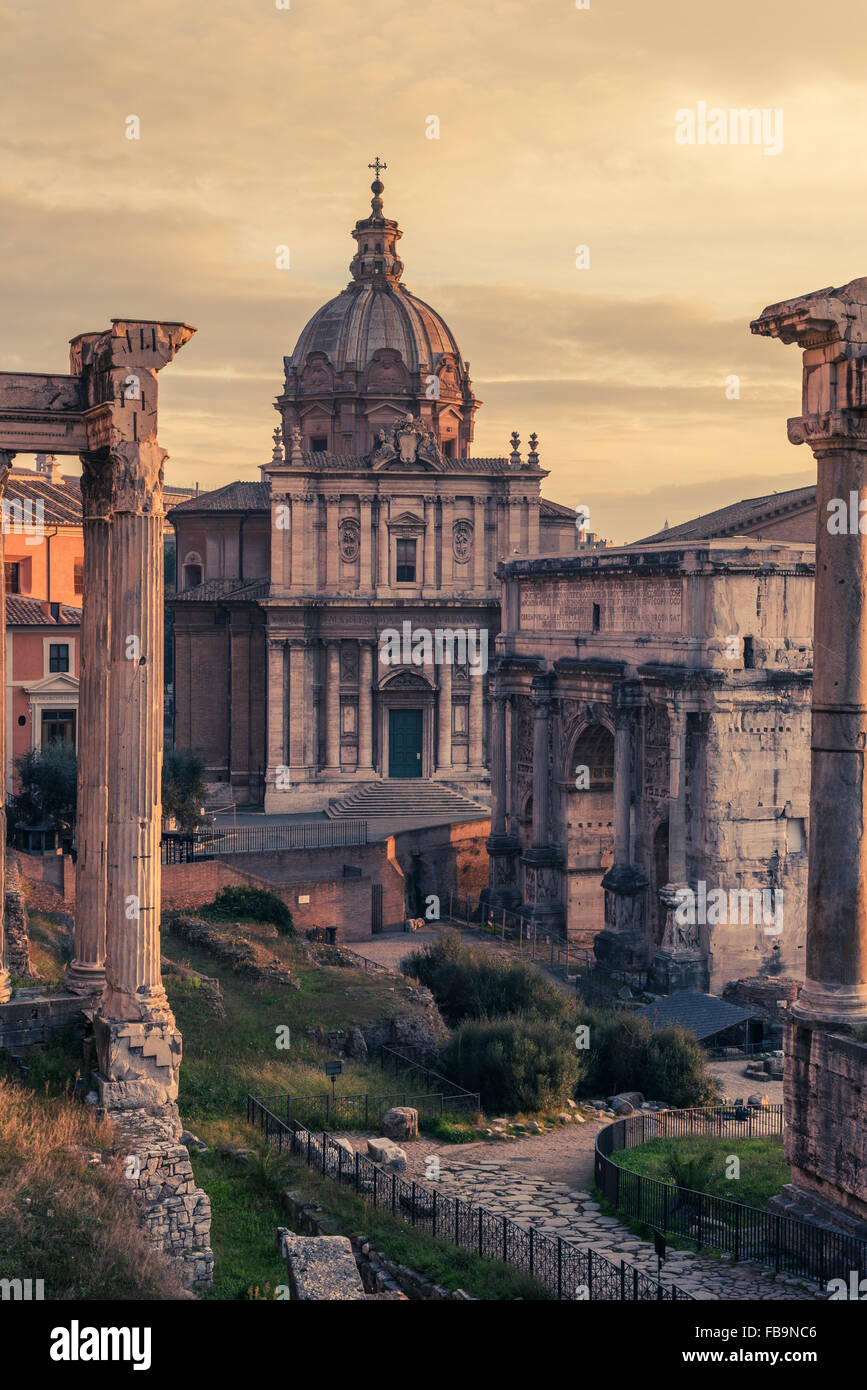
[
  {"x1": 0, "y1": 1076, "x2": 185, "y2": 1300},
  {"x1": 610, "y1": 1135, "x2": 789, "y2": 1211}
]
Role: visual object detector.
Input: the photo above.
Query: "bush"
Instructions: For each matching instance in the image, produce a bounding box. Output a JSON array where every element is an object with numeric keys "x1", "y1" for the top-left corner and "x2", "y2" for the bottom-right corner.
[
  {"x1": 441, "y1": 1017, "x2": 584, "y2": 1113},
  {"x1": 402, "y1": 930, "x2": 568, "y2": 1025},
  {"x1": 10, "y1": 743, "x2": 77, "y2": 833},
  {"x1": 575, "y1": 1007, "x2": 718, "y2": 1108},
  {"x1": 202, "y1": 886, "x2": 295, "y2": 936},
  {"x1": 162, "y1": 748, "x2": 208, "y2": 833}
]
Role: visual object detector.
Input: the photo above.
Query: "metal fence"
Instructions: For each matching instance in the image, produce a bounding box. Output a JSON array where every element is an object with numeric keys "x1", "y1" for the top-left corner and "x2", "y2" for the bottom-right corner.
[
  {"x1": 443, "y1": 891, "x2": 585, "y2": 981},
  {"x1": 257, "y1": 1084, "x2": 480, "y2": 1131},
  {"x1": 378, "y1": 1045, "x2": 479, "y2": 1104},
  {"x1": 596, "y1": 1105, "x2": 867, "y2": 1285},
  {"x1": 162, "y1": 819, "x2": 368, "y2": 862},
  {"x1": 247, "y1": 1095, "x2": 692, "y2": 1301}
]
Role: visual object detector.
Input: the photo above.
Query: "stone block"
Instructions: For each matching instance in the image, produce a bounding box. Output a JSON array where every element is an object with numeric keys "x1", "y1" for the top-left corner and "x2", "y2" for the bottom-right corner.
[
  {"x1": 367, "y1": 1137, "x2": 407, "y2": 1171},
  {"x1": 381, "y1": 1107, "x2": 418, "y2": 1140},
  {"x1": 283, "y1": 1235, "x2": 366, "y2": 1300}
]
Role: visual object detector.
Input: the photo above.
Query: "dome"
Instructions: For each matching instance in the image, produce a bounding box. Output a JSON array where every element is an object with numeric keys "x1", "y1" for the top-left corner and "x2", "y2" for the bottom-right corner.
[
  {"x1": 289, "y1": 282, "x2": 464, "y2": 375},
  {"x1": 277, "y1": 161, "x2": 479, "y2": 459}
]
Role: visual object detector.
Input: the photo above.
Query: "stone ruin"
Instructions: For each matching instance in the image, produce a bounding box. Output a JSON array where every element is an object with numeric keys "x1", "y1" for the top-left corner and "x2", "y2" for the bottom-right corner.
[
  {"x1": 752, "y1": 277, "x2": 867, "y2": 1238},
  {"x1": 0, "y1": 320, "x2": 213, "y2": 1288}
]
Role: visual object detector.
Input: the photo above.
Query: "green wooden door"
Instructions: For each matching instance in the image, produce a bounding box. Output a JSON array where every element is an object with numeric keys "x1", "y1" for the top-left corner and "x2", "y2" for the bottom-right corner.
[{"x1": 389, "y1": 709, "x2": 423, "y2": 778}]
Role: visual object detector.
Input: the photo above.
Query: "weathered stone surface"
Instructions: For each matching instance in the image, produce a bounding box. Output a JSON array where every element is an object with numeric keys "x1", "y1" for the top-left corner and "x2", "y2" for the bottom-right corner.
[
  {"x1": 381, "y1": 1107, "x2": 418, "y2": 1140},
  {"x1": 367, "y1": 1137, "x2": 407, "y2": 1171},
  {"x1": 4, "y1": 853, "x2": 31, "y2": 979},
  {"x1": 283, "y1": 1235, "x2": 366, "y2": 1301}
]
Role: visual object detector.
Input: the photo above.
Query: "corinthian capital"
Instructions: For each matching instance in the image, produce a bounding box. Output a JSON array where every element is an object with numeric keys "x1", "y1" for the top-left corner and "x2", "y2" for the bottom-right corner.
[{"x1": 108, "y1": 440, "x2": 166, "y2": 515}]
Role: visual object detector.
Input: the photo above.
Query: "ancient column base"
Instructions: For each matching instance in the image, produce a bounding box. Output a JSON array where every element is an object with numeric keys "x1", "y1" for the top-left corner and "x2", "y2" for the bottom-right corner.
[
  {"x1": 646, "y1": 948, "x2": 709, "y2": 995},
  {"x1": 520, "y1": 847, "x2": 565, "y2": 937},
  {"x1": 93, "y1": 1016, "x2": 182, "y2": 1109},
  {"x1": 595, "y1": 864, "x2": 649, "y2": 969},
  {"x1": 791, "y1": 980, "x2": 867, "y2": 1029},
  {"x1": 0, "y1": 967, "x2": 11, "y2": 1004},
  {"x1": 65, "y1": 961, "x2": 106, "y2": 997},
  {"x1": 768, "y1": 1181, "x2": 867, "y2": 1244},
  {"x1": 484, "y1": 833, "x2": 521, "y2": 909}
]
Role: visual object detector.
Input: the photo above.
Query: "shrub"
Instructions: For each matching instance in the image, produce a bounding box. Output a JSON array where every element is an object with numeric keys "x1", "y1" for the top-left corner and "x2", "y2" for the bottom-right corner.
[
  {"x1": 203, "y1": 885, "x2": 295, "y2": 936},
  {"x1": 402, "y1": 930, "x2": 568, "y2": 1025},
  {"x1": 441, "y1": 1017, "x2": 584, "y2": 1112},
  {"x1": 162, "y1": 748, "x2": 208, "y2": 833},
  {"x1": 10, "y1": 743, "x2": 77, "y2": 833},
  {"x1": 575, "y1": 1007, "x2": 717, "y2": 1108}
]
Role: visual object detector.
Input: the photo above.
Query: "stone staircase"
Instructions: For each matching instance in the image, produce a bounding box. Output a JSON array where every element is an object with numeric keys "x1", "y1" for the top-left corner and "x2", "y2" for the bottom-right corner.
[{"x1": 325, "y1": 781, "x2": 489, "y2": 824}]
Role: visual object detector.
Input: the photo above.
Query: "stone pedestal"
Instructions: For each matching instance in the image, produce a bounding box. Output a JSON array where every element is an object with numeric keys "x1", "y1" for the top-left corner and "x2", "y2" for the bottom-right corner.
[
  {"x1": 596, "y1": 864, "x2": 649, "y2": 969},
  {"x1": 520, "y1": 846, "x2": 565, "y2": 936},
  {"x1": 484, "y1": 833, "x2": 522, "y2": 908},
  {"x1": 647, "y1": 881, "x2": 709, "y2": 993}
]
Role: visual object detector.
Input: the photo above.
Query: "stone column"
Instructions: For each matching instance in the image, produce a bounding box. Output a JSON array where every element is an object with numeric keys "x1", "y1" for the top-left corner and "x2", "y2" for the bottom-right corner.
[
  {"x1": 290, "y1": 497, "x2": 306, "y2": 591},
  {"x1": 469, "y1": 667, "x2": 484, "y2": 772},
  {"x1": 325, "y1": 496, "x2": 339, "y2": 589},
  {"x1": 358, "y1": 641, "x2": 374, "y2": 773},
  {"x1": 490, "y1": 695, "x2": 507, "y2": 835},
  {"x1": 324, "y1": 641, "x2": 340, "y2": 770},
  {"x1": 436, "y1": 658, "x2": 452, "y2": 772},
  {"x1": 519, "y1": 673, "x2": 564, "y2": 934},
  {"x1": 598, "y1": 683, "x2": 649, "y2": 970},
  {"x1": 95, "y1": 441, "x2": 181, "y2": 1105},
  {"x1": 0, "y1": 451, "x2": 13, "y2": 1003},
  {"x1": 266, "y1": 638, "x2": 286, "y2": 781},
  {"x1": 423, "y1": 495, "x2": 436, "y2": 589},
  {"x1": 441, "y1": 496, "x2": 454, "y2": 590},
  {"x1": 473, "y1": 497, "x2": 487, "y2": 590},
  {"x1": 378, "y1": 498, "x2": 390, "y2": 587},
  {"x1": 67, "y1": 455, "x2": 112, "y2": 995},
  {"x1": 359, "y1": 497, "x2": 373, "y2": 591},
  {"x1": 648, "y1": 700, "x2": 707, "y2": 992},
  {"x1": 288, "y1": 641, "x2": 306, "y2": 772}
]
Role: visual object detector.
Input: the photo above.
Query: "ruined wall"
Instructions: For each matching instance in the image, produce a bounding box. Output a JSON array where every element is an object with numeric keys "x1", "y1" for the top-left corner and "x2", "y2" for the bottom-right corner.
[
  {"x1": 4, "y1": 851, "x2": 31, "y2": 978},
  {"x1": 778, "y1": 1023, "x2": 867, "y2": 1233},
  {"x1": 697, "y1": 686, "x2": 811, "y2": 993},
  {"x1": 391, "y1": 819, "x2": 491, "y2": 912}
]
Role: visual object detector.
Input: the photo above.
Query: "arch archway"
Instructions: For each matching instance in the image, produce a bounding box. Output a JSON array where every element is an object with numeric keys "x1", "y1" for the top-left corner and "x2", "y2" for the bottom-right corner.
[
  {"x1": 565, "y1": 722, "x2": 615, "y2": 948},
  {"x1": 376, "y1": 668, "x2": 436, "y2": 777}
]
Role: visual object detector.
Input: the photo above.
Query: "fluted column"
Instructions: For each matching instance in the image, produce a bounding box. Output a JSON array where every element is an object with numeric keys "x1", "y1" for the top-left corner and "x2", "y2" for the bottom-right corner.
[
  {"x1": 324, "y1": 641, "x2": 340, "y2": 770},
  {"x1": 360, "y1": 497, "x2": 373, "y2": 591},
  {"x1": 358, "y1": 641, "x2": 374, "y2": 772},
  {"x1": 490, "y1": 695, "x2": 507, "y2": 835},
  {"x1": 0, "y1": 451, "x2": 13, "y2": 1003},
  {"x1": 437, "y1": 659, "x2": 452, "y2": 771},
  {"x1": 473, "y1": 496, "x2": 487, "y2": 590},
  {"x1": 67, "y1": 455, "x2": 112, "y2": 995},
  {"x1": 378, "y1": 498, "x2": 390, "y2": 587},
  {"x1": 441, "y1": 496, "x2": 454, "y2": 590},
  {"x1": 423, "y1": 495, "x2": 436, "y2": 589},
  {"x1": 469, "y1": 668, "x2": 484, "y2": 771},
  {"x1": 531, "y1": 683, "x2": 551, "y2": 847},
  {"x1": 288, "y1": 641, "x2": 306, "y2": 771},
  {"x1": 95, "y1": 440, "x2": 180, "y2": 1109}
]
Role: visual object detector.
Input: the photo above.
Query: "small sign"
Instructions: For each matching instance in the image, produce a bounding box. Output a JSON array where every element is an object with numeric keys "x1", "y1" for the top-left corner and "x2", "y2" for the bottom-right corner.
[{"x1": 325, "y1": 1061, "x2": 342, "y2": 1077}]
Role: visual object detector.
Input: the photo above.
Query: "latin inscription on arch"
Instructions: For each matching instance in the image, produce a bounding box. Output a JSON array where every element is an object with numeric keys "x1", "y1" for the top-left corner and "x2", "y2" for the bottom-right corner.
[{"x1": 519, "y1": 577, "x2": 682, "y2": 632}]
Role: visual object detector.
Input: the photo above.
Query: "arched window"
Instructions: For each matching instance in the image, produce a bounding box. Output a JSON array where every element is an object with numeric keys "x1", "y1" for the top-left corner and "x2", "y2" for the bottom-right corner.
[{"x1": 183, "y1": 552, "x2": 203, "y2": 590}]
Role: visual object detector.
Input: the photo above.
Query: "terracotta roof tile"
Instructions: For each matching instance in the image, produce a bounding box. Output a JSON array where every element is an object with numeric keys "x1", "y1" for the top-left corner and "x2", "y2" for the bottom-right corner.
[{"x1": 6, "y1": 597, "x2": 81, "y2": 625}]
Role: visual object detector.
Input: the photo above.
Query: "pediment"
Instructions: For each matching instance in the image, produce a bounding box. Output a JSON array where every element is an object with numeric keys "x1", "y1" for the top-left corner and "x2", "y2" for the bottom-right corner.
[
  {"x1": 24, "y1": 672, "x2": 80, "y2": 696},
  {"x1": 389, "y1": 510, "x2": 424, "y2": 527}
]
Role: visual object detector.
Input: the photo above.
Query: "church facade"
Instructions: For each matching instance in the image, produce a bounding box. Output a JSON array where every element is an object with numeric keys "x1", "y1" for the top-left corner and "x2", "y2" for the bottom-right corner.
[{"x1": 169, "y1": 171, "x2": 580, "y2": 809}]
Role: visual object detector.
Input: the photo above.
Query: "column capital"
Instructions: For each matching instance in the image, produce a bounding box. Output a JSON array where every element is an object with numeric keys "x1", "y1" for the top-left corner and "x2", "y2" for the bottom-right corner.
[
  {"x1": 106, "y1": 441, "x2": 167, "y2": 516},
  {"x1": 80, "y1": 451, "x2": 116, "y2": 520},
  {"x1": 359, "y1": 494, "x2": 374, "y2": 508},
  {"x1": 787, "y1": 412, "x2": 867, "y2": 452}
]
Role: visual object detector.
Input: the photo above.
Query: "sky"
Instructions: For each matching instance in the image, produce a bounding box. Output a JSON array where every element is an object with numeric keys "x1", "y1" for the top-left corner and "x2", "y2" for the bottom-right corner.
[{"x1": 1, "y1": 0, "x2": 864, "y2": 542}]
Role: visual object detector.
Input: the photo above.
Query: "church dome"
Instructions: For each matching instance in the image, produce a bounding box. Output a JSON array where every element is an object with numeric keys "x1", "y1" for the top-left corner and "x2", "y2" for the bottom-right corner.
[
  {"x1": 278, "y1": 162, "x2": 479, "y2": 458},
  {"x1": 290, "y1": 282, "x2": 463, "y2": 376}
]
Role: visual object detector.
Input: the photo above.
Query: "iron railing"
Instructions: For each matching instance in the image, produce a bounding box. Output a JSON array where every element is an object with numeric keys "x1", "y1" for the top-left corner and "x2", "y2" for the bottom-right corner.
[
  {"x1": 595, "y1": 1105, "x2": 867, "y2": 1285},
  {"x1": 378, "y1": 1045, "x2": 479, "y2": 1103},
  {"x1": 442, "y1": 891, "x2": 584, "y2": 981},
  {"x1": 246, "y1": 1095, "x2": 692, "y2": 1301},
  {"x1": 162, "y1": 819, "x2": 367, "y2": 862},
  {"x1": 257, "y1": 1085, "x2": 480, "y2": 1131}
]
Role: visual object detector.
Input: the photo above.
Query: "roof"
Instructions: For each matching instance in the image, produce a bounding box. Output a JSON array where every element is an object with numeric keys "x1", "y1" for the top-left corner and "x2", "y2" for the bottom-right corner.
[
  {"x1": 635, "y1": 485, "x2": 816, "y2": 544},
  {"x1": 540, "y1": 497, "x2": 576, "y2": 520},
  {"x1": 6, "y1": 473, "x2": 82, "y2": 526},
  {"x1": 169, "y1": 577, "x2": 270, "y2": 603},
  {"x1": 7, "y1": 597, "x2": 81, "y2": 626},
  {"x1": 636, "y1": 990, "x2": 758, "y2": 1042},
  {"x1": 170, "y1": 481, "x2": 270, "y2": 514}
]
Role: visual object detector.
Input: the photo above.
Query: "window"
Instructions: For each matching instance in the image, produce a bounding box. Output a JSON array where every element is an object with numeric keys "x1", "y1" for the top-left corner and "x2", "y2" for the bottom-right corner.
[
  {"x1": 5, "y1": 562, "x2": 19, "y2": 594},
  {"x1": 442, "y1": 439, "x2": 454, "y2": 458},
  {"x1": 183, "y1": 564, "x2": 202, "y2": 590},
  {"x1": 74, "y1": 560, "x2": 83, "y2": 595},
  {"x1": 42, "y1": 708, "x2": 75, "y2": 749},
  {"x1": 396, "y1": 538, "x2": 417, "y2": 583},
  {"x1": 49, "y1": 643, "x2": 69, "y2": 673},
  {"x1": 743, "y1": 636, "x2": 756, "y2": 669},
  {"x1": 592, "y1": 603, "x2": 601, "y2": 632},
  {"x1": 310, "y1": 436, "x2": 328, "y2": 452}
]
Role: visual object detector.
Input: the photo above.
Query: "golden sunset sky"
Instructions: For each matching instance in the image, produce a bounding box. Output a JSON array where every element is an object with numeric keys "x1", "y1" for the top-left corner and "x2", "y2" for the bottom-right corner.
[{"x1": 1, "y1": 0, "x2": 864, "y2": 540}]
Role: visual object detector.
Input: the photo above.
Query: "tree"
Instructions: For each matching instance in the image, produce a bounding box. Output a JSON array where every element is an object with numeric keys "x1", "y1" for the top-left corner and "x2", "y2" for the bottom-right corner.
[
  {"x1": 10, "y1": 742, "x2": 77, "y2": 832},
  {"x1": 162, "y1": 749, "x2": 208, "y2": 833}
]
